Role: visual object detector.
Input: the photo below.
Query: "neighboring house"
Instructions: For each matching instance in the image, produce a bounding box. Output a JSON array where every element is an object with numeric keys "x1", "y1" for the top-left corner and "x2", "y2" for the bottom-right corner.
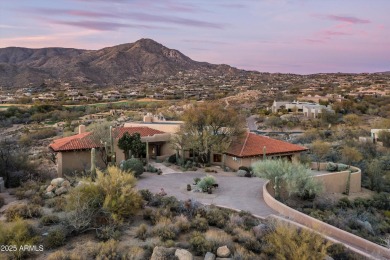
[
  {"x1": 211, "y1": 132, "x2": 308, "y2": 170},
  {"x1": 124, "y1": 113, "x2": 183, "y2": 133},
  {"x1": 371, "y1": 129, "x2": 390, "y2": 143},
  {"x1": 49, "y1": 125, "x2": 173, "y2": 176},
  {"x1": 270, "y1": 100, "x2": 334, "y2": 118}
]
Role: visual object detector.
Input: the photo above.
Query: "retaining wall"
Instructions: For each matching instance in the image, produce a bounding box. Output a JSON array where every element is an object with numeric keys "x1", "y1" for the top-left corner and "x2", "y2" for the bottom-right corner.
[{"x1": 263, "y1": 181, "x2": 390, "y2": 259}]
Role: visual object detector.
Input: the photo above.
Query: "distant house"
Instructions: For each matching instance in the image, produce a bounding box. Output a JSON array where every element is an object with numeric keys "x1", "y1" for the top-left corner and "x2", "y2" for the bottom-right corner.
[
  {"x1": 49, "y1": 125, "x2": 172, "y2": 176},
  {"x1": 371, "y1": 129, "x2": 390, "y2": 143},
  {"x1": 211, "y1": 132, "x2": 308, "y2": 170},
  {"x1": 270, "y1": 100, "x2": 334, "y2": 118}
]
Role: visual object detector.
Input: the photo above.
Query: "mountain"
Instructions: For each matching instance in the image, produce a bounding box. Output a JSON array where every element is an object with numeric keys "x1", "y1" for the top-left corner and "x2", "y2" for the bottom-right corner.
[{"x1": 0, "y1": 38, "x2": 240, "y2": 87}]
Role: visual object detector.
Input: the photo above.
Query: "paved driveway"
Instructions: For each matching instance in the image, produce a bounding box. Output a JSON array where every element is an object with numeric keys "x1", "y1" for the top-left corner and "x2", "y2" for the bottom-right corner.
[{"x1": 137, "y1": 172, "x2": 276, "y2": 218}]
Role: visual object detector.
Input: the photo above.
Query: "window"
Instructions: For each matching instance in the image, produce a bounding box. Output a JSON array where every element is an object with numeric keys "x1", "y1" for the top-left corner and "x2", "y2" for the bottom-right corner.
[{"x1": 213, "y1": 154, "x2": 222, "y2": 163}]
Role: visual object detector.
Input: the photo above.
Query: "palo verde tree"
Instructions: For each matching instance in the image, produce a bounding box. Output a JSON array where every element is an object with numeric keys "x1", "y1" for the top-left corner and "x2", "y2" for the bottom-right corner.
[
  {"x1": 180, "y1": 102, "x2": 244, "y2": 164},
  {"x1": 87, "y1": 121, "x2": 114, "y2": 167},
  {"x1": 117, "y1": 132, "x2": 145, "y2": 160}
]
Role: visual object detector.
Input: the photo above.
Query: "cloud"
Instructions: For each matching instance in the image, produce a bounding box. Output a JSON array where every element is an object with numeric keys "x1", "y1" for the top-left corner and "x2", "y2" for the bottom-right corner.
[
  {"x1": 325, "y1": 15, "x2": 370, "y2": 24},
  {"x1": 322, "y1": 30, "x2": 351, "y2": 36},
  {"x1": 52, "y1": 20, "x2": 164, "y2": 31}
]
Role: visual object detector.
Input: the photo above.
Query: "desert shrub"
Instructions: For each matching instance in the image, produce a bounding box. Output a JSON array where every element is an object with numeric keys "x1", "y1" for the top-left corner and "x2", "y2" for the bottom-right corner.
[
  {"x1": 47, "y1": 250, "x2": 72, "y2": 260},
  {"x1": 326, "y1": 162, "x2": 338, "y2": 172},
  {"x1": 174, "y1": 214, "x2": 191, "y2": 232},
  {"x1": 372, "y1": 192, "x2": 390, "y2": 210},
  {"x1": 135, "y1": 223, "x2": 149, "y2": 240},
  {"x1": 0, "y1": 195, "x2": 5, "y2": 208},
  {"x1": 197, "y1": 175, "x2": 216, "y2": 192},
  {"x1": 264, "y1": 222, "x2": 330, "y2": 259},
  {"x1": 205, "y1": 229, "x2": 233, "y2": 252},
  {"x1": 338, "y1": 163, "x2": 349, "y2": 171},
  {"x1": 237, "y1": 169, "x2": 248, "y2": 177},
  {"x1": 95, "y1": 239, "x2": 122, "y2": 260},
  {"x1": 31, "y1": 194, "x2": 44, "y2": 206},
  {"x1": 167, "y1": 154, "x2": 177, "y2": 164},
  {"x1": 238, "y1": 166, "x2": 251, "y2": 172},
  {"x1": 0, "y1": 219, "x2": 39, "y2": 259},
  {"x1": 327, "y1": 243, "x2": 364, "y2": 260},
  {"x1": 121, "y1": 158, "x2": 144, "y2": 177},
  {"x1": 139, "y1": 189, "x2": 153, "y2": 202},
  {"x1": 252, "y1": 224, "x2": 270, "y2": 239},
  {"x1": 45, "y1": 196, "x2": 67, "y2": 212},
  {"x1": 232, "y1": 227, "x2": 262, "y2": 253},
  {"x1": 145, "y1": 164, "x2": 158, "y2": 173},
  {"x1": 125, "y1": 246, "x2": 146, "y2": 260},
  {"x1": 149, "y1": 208, "x2": 173, "y2": 225},
  {"x1": 205, "y1": 207, "x2": 229, "y2": 228},
  {"x1": 5, "y1": 203, "x2": 43, "y2": 221},
  {"x1": 44, "y1": 227, "x2": 67, "y2": 249},
  {"x1": 40, "y1": 214, "x2": 60, "y2": 226},
  {"x1": 233, "y1": 244, "x2": 258, "y2": 260},
  {"x1": 153, "y1": 218, "x2": 178, "y2": 241},
  {"x1": 193, "y1": 177, "x2": 201, "y2": 185},
  {"x1": 191, "y1": 214, "x2": 209, "y2": 232},
  {"x1": 337, "y1": 197, "x2": 353, "y2": 209},
  {"x1": 161, "y1": 196, "x2": 180, "y2": 212},
  {"x1": 189, "y1": 231, "x2": 211, "y2": 256},
  {"x1": 96, "y1": 222, "x2": 121, "y2": 241}
]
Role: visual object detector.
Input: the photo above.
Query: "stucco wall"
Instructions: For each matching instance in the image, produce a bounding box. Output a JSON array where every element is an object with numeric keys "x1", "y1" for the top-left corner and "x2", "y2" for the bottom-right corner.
[
  {"x1": 311, "y1": 162, "x2": 361, "y2": 193},
  {"x1": 263, "y1": 181, "x2": 390, "y2": 259},
  {"x1": 124, "y1": 122, "x2": 182, "y2": 133},
  {"x1": 59, "y1": 150, "x2": 105, "y2": 176}
]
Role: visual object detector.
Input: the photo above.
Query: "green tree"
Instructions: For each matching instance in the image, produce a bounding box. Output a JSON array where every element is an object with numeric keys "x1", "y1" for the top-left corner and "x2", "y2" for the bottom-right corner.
[
  {"x1": 367, "y1": 159, "x2": 384, "y2": 192},
  {"x1": 180, "y1": 102, "x2": 244, "y2": 164},
  {"x1": 311, "y1": 140, "x2": 331, "y2": 170},
  {"x1": 117, "y1": 132, "x2": 145, "y2": 160}
]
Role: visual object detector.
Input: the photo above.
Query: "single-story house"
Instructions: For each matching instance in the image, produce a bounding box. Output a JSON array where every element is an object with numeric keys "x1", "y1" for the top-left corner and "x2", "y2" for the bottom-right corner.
[
  {"x1": 49, "y1": 125, "x2": 173, "y2": 176},
  {"x1": 211, "y1": 132, "x2": 308, "y2": 170}
]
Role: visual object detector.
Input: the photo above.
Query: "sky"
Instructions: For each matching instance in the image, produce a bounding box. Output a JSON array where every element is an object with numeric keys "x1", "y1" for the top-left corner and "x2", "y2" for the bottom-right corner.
[{"x1": 0, "y1": 0, "x2": 389, "y2": 74}]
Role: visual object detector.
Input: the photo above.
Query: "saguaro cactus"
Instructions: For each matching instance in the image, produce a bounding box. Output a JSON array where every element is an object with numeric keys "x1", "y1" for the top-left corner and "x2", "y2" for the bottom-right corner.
[
  {"x1": 263, "y1": 146, "x2": 267, "y2": 160},
  {"x1": 91, "y1": 148, "x2": 96, "y2": 179}
]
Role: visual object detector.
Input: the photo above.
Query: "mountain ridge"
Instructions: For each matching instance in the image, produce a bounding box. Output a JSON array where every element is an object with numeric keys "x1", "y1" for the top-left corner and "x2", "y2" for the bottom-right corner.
[{"x1": 0, "y1": 38, "x2": 240, "y2": 87}]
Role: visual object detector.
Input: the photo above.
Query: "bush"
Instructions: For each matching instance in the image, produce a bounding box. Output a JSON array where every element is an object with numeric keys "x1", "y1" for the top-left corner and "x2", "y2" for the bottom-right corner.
[
  {"x1": 40, "y1": 214, "x2": 60, "y2": 226},
  {"x1": 338, "y1": 163, "x2": 349, "y2": 171},
  {"x1": 238, "y1": 166, "x2": 250, "y2": 172},
  {"x1": 153, "y1": 218, "x2": 178, "y2": 241},
  {"x1": 5, "y1": 203, "x2": 43, "y2": 221},
  {"x1": 45, "y1": 197, "x2": 67, "y2": 212},
  {"x1": 145, "y1": 164, "x2": 158, "y2": 173},
  {"x1": 47, "y1": 250, "x2": 72, "y2": 260},
  {"x1": 327, "y1": 243, "x2": 363, "y2": 260},
  {"x1": 205, "y1": 207, "x2": 229, "y2": 228},
  {"x1": 237, "y1": 169, "x2": 248, "y2": 177},
  {"x1": 44, "y1": 227, "x2": 67, "y2": 249},
  {"x1": 189, "y1": 231, "x2": 211, "y2": 256},
  {"x1": 167, "y1": 154, "x2": 177, "y2": 164},
  {"x1": 205, "y1": 229, "x2": 233, "y2": 252},
  {"x1": 96, "y1": 223, "x2": 121, "y2": 241},
  {"x1": 135, "y1": 224, "x2": 149, "y2": 241},
  {"x1": 326, "y1": 162, "x2": 338, "y2": 172},
  {"x1": 174, "y1": 214, "x2": 191, "y2": 232},
  {"x1": 0, "y1": 219, "x2": 39, "y2": 259},
  {"x1": 191, "y1": 215, "x2": 209, "y2": 232},
  {"x1": 139, "y1": 189, "x2": 153, "y2": 202},
  {"x1": 95, "y1": 239, "x2": 122, "y2": 259},
  {"x1": 197, "y1": 175, "x2": 216, "y2": 192},
  {"x1": 121, "y1": 158, "x2": 144, "y2": 177},
  {"x1": 193, "y1": 177, "x2": 201, "y2": 185},
  {"x1": 372, "y1": 192, "x2": 390, "y2": 210}
]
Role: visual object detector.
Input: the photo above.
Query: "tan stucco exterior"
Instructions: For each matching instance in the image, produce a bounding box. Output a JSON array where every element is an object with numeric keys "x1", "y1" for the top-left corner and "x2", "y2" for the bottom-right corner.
[{"x1": 57, "y1": 149, "x2": 106, "y2": 176}]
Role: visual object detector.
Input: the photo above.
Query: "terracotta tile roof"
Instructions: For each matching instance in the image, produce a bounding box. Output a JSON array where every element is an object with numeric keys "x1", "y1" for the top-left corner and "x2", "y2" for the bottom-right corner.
[
  {"x1": 49, "y1": 132, "x2": 102, "y2": 152},
  {"x1": 49, "y1": 127, "x2": 166, "y2": 152},
  {"x1": 112, "y1": 127, "x2": 165, "y2": 139},
  {"x1": 226, "y1": 132, "x2": 308, "y2": 158}
]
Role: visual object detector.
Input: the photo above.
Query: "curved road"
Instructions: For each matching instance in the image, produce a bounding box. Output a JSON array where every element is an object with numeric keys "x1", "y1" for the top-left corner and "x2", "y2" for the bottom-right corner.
[{"x1": 137, "y1": 171, "x2": 276, "y2": 218}]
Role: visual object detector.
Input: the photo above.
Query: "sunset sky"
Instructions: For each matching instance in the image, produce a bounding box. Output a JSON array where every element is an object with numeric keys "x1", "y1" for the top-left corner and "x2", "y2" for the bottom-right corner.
[{"x1": 1, "y1": 0, "x2": 389, "y2": 74}]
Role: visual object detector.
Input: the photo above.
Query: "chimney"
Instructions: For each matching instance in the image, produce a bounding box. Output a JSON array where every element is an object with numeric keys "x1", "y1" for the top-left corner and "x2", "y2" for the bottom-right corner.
[{"x1": 79, "y1": 124, "x2": 86, "y2": 134}]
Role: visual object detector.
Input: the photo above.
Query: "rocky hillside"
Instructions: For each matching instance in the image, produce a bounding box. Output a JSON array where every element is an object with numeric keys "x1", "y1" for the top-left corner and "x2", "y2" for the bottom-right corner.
[{"x1": 0, "y1": 38, "x2": 240, "y2": 87}]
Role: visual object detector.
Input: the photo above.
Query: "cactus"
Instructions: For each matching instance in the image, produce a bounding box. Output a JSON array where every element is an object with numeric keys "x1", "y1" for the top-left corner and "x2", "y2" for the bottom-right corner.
[
  {"x1": 274, "y1": 176, "x2": 280, "y2": 200},
  {"x1": 345, "y1": 171, "x2": 351, "y2": 195},
  {"x1": 91, "y1": 148, "x2": 96, "y2": 179},
  {"x1": 263, "y1": 146, "x2": 267, "y2": 160}
]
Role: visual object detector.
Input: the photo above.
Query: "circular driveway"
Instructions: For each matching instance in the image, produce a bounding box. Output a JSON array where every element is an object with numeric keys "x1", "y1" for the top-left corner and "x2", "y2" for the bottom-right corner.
[{"x1": 137, "y1": 172, "x2": 276, "y2": 218}]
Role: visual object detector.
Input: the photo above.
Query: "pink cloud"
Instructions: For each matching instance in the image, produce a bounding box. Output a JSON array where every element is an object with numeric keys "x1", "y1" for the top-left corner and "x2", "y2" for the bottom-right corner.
[{"x1": 326, "y1": 15, "x2": 370, "y2": 24}]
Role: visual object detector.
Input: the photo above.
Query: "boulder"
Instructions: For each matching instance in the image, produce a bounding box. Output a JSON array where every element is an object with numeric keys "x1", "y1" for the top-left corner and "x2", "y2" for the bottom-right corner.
[
  {"x1": 216, "y1": 246, "x2": 230, "y2": 258},
  {"x1": 46, "y1": 185, "x2": 56, "y2": 193},
  {"x1": 61, "y1": 180, "x2": 70, "y2": 188},
  {"x1": 45, "y1": 191, "x2": 55, "y2": 198},
  {"x1": 204, "y1": 252, "x2": 216, "y2": 260},
  {"x1": 150, "y1": 246, "x2": 176, "y2": 260},
  {"x1": 175, "y1": 249, "x2": 193, "y2": 260},
  {"x1": 51, "y1": 178, "x2": 65, "y2": 187},
  {"x1": 55, "y1": 187, "x2": 68, "y2": 196}
]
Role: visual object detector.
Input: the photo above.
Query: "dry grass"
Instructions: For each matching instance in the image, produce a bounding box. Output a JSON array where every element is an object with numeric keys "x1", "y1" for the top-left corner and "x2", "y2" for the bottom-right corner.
[{"x1": 205, "y1": 229, "x2": 233, "y2": 250}]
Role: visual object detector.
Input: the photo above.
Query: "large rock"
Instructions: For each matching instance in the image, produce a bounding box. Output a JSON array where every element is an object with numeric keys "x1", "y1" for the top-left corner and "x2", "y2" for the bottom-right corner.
[
  {"x1": 216, "y1": 246, "x2": 230, "y2": 258},
  {"x1": 61, "y1": 180, "x2": 70, "y2": 188},
  {"x1": 175, "y1": 249, "x2": 193, "y2": 260},
  {"x1": 51, "y1": 178, "x2": 65, "y2": 187},
  {"x1": 46, "y1": 184, "x2": 56, "y2": 192},
  {"x1": 204, "y1": 252, "x2": 216, "y2": 260},
  {"x1": 150, "y1": 246, "x2": 175, "y2": 260},
  {"x1": 55, "y1": 187, "x2": 68, "y2": 196}
]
